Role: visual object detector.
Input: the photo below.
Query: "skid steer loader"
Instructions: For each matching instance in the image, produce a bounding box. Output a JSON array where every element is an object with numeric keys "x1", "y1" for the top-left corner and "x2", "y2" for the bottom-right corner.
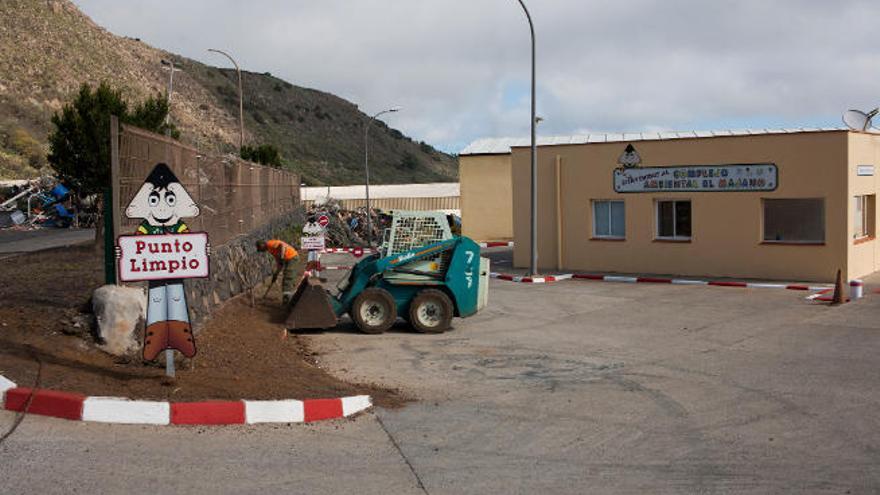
[{"x1": 286, "y1": 211, "x2": 489, "y2": 333}]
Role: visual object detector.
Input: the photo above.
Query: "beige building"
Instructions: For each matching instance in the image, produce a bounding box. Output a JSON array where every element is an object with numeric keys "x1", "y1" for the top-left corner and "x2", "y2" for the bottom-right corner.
[
  {"x1": 462, "y1": 129, "x2": 880, "y2": 282},
  {"x1": 459, "y1": 148, "x2": 514, "y2": 241}
]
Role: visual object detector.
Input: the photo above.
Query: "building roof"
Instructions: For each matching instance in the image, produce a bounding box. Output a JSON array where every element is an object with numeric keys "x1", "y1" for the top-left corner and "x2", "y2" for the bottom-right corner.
[
  {"x1": 459, "y1": 127, "x2": 861, "y2": 156},
  {"x1": 302, "y1": 182, "x2": 459, "y2": 201}
]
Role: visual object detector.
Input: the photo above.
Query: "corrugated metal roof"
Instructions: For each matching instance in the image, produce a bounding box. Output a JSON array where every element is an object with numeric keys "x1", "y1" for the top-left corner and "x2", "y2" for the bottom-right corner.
[
  {"x1": 459, "y1": 127, "x2": 857, "y2": 155},
  {"x1": 302, "y1": 182, "x2": 459, "y2": 201}
]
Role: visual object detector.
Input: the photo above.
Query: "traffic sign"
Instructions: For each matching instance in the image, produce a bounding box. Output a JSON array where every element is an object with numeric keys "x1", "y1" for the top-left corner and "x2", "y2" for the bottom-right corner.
[
  {"x1": 317, "y1": 214, "x2": 330, "y2": 228},
  {"x1": 301, "y1": 236, "x2": 326, "y2": 251}
]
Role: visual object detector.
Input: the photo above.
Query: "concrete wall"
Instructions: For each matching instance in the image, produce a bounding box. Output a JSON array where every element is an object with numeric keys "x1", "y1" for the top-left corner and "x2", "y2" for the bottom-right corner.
[
  {"x1": 512, "y1": 131, "x2": 856, "y2": 282},
  {"x1": 847, "y1": 132, "x2": 880, "y2": 280},
  {"x1": 460, "y1": 154, "x2": 514, "y2": 241}
]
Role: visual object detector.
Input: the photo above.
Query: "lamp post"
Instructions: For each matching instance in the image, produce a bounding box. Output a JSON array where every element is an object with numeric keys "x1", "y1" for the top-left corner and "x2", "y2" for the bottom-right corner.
[
  {"x1": 159, "y1": 59, "x2": 182, "y2": 128},
  {"x1": 207, "y1": 48, "x2": 244, "y2": 149},
  {"x1": 364, "y1": 106, "x2": 401, "y2": 247},
  {"x1": 514, "y1": 0, "x2": 538, "y2": 276}
]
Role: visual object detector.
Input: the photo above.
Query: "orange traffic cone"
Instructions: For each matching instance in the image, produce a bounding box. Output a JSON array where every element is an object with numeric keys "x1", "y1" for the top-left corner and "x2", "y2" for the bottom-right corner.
[{"x1": 830, "y1": 269, "x2": 846, "y2": 305}]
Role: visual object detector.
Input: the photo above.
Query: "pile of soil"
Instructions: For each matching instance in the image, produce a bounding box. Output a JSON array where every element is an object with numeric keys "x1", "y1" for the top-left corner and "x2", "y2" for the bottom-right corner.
[{"x1": 0, "y1": 243, "x2": 406, "y2": 407}]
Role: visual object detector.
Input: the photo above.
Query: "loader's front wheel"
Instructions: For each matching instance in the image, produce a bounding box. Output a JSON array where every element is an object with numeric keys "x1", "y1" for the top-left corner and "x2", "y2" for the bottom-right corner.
[
  {"x1": 352, "y1": 288, "x2": 397, "y2": 334},
  {"x1": 409, "y1": 289, "x2": 453, "y2": 334}
]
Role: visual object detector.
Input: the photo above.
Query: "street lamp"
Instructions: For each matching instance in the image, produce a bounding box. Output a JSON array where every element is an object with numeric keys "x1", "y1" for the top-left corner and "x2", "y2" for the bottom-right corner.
[
  {"x1": 364, "y1": 106, "x2": 401, "y2": 247},
  {"x1": 207, "y1": 48, "x2": 245, "y2": 149},
  {"x1": 159, "y1": 59, "x2": 182, "y2": 128},
  {"x1": 514, "y1": 0, "x2": 538, "y2": 276}
]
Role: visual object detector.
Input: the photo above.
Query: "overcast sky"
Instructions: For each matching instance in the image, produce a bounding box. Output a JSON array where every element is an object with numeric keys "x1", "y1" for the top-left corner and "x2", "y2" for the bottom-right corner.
[{"x1": 73, "y1": 0, "x2": 880, "y2": 153}]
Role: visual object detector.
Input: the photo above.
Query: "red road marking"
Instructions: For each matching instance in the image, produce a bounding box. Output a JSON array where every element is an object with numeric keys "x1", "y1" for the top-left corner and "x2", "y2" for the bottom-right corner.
[
  {"x1": 4, "y1": 388, "x2": 85, "y2": 420},
  {"x1": 171, "y1": 401, "x2": 246, "y2": 425},
  {"x1": 304, "y1": 399, "x2": 344, "y2": 422},
  {"x1": 637, "y1": 277, "x2": 673, "y2": 284},
  {"x1": 708, "y1": 281, "x2": 748, "y2": 287}
]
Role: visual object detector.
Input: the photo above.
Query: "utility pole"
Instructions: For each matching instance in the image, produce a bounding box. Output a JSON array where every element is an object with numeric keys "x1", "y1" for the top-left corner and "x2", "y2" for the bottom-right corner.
[
  {"x1": 364, "y1": 106, "x2": 401, "y2": 247},
  {"x1": 208, "y1": 48, "x2": 245, "y2": 149},
  {"x1": 514, "y1": 0, "x2": 539, "y2": 276},
  {"x1": 160, "y1": 59, "x2": 182, "y2": 128}
]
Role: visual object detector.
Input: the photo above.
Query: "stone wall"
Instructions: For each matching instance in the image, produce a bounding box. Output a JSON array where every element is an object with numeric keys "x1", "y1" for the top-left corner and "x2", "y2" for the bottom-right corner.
[{"x1": 183, "y1": 209, "x2": 303, "y2": 331}]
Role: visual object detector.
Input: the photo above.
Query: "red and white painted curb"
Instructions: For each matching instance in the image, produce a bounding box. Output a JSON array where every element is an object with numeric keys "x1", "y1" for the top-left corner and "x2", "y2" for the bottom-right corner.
[
  {"x1": 478, "y1": 241, "x2": 514, "y2": 248},
  {"x1": 491, "y1": 271, "x2": 832, "y2": 292},
  {"x1": 321, "y1": 242, "x2": 511, "y2": 254},
  {"x1": 313, "y1": 262, "x2": 354, "y2": 271},
  {"x1": 320, "y1": 247, "x2": 374, "y2": 257},
  {"x1": 0, "y1": 374, "x2": 371, "y2": 426},
  {"x1": 316, "y1": 242, "x2": 511, "y2": 271},
  {"x1": 491, "y1": 272, "x2": 573, "y2": 284}
]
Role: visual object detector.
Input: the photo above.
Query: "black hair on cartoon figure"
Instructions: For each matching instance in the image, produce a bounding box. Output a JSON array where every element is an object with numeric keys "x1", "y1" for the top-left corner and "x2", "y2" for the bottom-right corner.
[
  {"x1": 144, "y1": 162, "x2": 179, "y2": 190},
  {"x1": 125, "y1": 162, "x2": 200, "y2": 226}
]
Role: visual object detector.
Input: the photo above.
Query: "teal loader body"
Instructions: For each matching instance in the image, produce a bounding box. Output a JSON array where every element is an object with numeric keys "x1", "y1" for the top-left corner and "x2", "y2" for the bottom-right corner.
[{"x1": 286, "y1": 236, "x2": 488, "y2": 334}]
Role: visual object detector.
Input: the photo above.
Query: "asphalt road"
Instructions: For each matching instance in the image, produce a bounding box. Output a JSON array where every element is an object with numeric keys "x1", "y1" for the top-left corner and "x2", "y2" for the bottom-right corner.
[
  {"x1": 2, "y1": 249, "x2": 880, "y2": 493},
  {"x1": 0, "y1": 228, "x2": 94, "y2": 259}
]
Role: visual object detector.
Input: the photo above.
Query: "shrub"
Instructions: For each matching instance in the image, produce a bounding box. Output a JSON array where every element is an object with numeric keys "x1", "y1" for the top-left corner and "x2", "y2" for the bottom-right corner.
[
  {"x1": 8, "y1": 128, "x2": 45, "y2": 167},
  {"x1": 399, "y1": 151, "x2": 421, "y2": 170},
  {"x1": 240, "y1": 144, "x2": 283, "y2": 168},
  {"x1": 48, "y1": 81, "x2": 178, "y2": 208}
]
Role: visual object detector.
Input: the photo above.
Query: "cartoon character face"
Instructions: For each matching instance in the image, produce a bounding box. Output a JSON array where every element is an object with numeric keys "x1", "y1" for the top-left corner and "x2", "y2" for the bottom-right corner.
[
  {"x1": 618, "y1": 144, "x2": 642, "y2": 168},
  {"x1": 126, "y1": 163, "x2": 199, "y2": 226}
]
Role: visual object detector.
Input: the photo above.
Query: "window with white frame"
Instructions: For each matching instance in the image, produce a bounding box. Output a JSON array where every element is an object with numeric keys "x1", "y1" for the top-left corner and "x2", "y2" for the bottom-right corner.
[
  {"x1": 592, "y1": 200, "x2": 625, "y2": 238},
  {"x1": 854, "y1": 195, "x2": 875, "y2": 239},
  {"x1": 762, "y1": 198, "x2": 824, "y2": 243},
  {"x1": 656, "y1": 200, "x2": 691, "y2": 240}
]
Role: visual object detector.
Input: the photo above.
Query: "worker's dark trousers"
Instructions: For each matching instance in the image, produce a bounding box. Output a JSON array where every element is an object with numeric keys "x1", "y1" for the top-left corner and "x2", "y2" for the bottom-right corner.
[{"x1": 281, "y1": 261, "x2": 295, "y2": 304}]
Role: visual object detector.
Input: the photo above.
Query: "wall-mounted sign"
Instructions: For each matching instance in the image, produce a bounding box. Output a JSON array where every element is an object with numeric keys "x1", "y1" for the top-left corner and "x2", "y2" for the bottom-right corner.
[
  {"x1": 857, "y1": 165, "x2": 874, "y2": 176},
  {"x1": 613, "y1": 163, "x2": 777, "y2": 193}
]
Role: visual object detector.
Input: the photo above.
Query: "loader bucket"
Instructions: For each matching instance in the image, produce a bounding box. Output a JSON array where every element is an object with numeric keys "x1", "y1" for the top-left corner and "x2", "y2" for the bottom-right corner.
[{"x1": 285, "y1": 275, "x2": 338, "y2": 330}]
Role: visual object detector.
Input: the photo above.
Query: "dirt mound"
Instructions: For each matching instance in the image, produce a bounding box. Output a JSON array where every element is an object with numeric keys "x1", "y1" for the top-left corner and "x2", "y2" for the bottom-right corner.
[{"x1": 0, "y1": 244, "x2": 406, "y2": 407}]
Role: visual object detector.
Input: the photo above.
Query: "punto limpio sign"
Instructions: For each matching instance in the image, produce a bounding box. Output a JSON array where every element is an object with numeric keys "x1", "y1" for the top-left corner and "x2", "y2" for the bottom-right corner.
[{"x1": 614, "y1": 163, "x2": 777, "y2": 193}]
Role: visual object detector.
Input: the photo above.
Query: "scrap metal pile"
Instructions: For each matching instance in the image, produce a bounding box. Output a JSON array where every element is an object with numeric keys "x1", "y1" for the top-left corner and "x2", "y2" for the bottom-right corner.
[
  {"x1": 306, "y1": 198, "x2": 391, "y2": 247},
  {"x1": 0, "y1": 177, "x2": 95, "y2": 229}
]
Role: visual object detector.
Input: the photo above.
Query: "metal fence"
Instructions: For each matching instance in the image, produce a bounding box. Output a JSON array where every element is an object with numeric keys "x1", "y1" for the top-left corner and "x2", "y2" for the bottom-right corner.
[{"x1": 116, "y1": 124, "x2": 299, "y2": 246}]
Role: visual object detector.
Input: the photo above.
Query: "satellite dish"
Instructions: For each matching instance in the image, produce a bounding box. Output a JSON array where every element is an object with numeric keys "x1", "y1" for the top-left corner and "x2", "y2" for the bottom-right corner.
[{"x1": 842, "y1": 108, "x2": 879, "y2": 131}]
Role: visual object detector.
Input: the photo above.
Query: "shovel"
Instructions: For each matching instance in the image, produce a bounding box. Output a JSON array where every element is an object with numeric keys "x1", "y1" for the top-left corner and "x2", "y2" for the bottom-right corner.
[{"x1": 262, "y1": 273, "x2": 279, "y2": 299}]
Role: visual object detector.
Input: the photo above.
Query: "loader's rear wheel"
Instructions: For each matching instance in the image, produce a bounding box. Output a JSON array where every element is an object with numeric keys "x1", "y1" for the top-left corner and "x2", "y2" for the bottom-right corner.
[
  {"x1": 352, "y1": 288, "x2": 397, "y2": 334},
  {"x1": 409, "y1": 289, "x2": 453, "y2": 333}
]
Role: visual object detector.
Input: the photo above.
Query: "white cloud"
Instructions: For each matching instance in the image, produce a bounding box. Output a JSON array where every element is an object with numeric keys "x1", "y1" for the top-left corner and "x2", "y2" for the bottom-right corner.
[{"x1": 74, "y1": 0, "x2": 880, "y2": 152}]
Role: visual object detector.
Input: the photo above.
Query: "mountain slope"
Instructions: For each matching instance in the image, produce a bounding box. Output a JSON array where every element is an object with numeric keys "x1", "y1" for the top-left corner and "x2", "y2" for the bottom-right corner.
[{"x1": 0, "y1": 0, "x2": 457, "y2": 185}]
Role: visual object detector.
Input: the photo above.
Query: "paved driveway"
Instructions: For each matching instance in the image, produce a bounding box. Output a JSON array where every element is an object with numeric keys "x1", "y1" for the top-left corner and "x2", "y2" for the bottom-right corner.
[
  {"x1": 0, "y1": 228, "x2": 94, "y2": 259},
  {"x1": 2, "y1": 253, "x2": 879, "y2": 493}
]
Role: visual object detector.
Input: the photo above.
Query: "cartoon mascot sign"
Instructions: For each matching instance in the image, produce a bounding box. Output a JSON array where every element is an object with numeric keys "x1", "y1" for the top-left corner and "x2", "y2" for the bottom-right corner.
[{"x1": 117, "y1": 163, "x2": 210, "y2": 361}]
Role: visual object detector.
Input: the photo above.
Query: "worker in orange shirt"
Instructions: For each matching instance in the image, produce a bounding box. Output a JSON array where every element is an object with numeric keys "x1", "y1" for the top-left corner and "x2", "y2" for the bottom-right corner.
[{"x1": 256, "y1": 239, "x2": 299, "y2": 303}]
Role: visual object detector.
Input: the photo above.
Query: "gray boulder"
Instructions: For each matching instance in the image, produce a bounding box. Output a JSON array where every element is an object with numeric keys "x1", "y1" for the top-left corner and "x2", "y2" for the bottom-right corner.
[{"x1": 92, "y1": 285, "x2": 146, "y2": 357}]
